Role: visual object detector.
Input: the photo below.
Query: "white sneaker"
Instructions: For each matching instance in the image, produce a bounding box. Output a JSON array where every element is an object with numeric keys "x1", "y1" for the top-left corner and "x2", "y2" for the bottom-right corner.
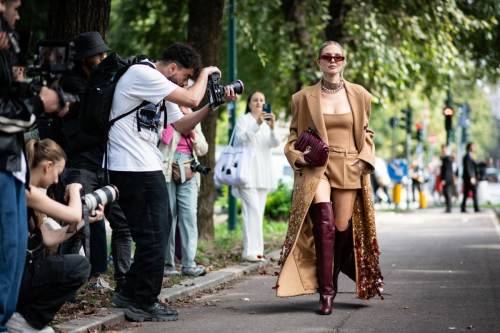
[
  {"x1": 242, "y1": 254, "x2": 266, "y2": 262},
  {"x1": 6, "y1": 312, "x2": 55, "y2": 333}
]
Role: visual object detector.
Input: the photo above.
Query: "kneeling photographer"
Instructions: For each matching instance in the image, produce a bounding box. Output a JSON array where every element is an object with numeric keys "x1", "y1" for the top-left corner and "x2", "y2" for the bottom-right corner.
[{"x1": 6, "y1": 138, "x2": 104, "y2": 333}]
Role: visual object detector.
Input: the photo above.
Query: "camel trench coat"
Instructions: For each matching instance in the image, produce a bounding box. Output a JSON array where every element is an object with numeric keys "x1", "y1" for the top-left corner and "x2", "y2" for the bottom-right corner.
[{"x1": 276, "y1": 80, "x2": 384, "y2": 300}]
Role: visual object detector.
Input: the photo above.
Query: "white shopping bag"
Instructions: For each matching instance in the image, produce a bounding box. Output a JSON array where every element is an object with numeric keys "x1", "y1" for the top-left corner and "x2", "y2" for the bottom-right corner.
[{"x1": 214, "y1": 131, "x2": 255, "y2": 186}]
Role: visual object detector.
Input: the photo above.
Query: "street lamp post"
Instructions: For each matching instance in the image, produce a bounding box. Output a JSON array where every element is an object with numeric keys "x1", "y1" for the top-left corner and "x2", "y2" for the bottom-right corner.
[{"x1": 227, "y1": 0, "x2": 237, "y2": 231}]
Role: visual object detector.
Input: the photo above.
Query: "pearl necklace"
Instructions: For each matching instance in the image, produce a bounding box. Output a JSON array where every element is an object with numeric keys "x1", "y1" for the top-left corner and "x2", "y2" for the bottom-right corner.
[{"x1": 321, "y1": 79, "x2": 344, "y2": 94}]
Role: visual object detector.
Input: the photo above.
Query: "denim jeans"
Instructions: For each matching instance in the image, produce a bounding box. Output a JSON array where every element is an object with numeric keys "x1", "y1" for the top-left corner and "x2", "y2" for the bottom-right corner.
[
  {"x1": 60, "y1": 168, "x2": 132, "y2": 285},
  {"x1": 165, "y1": 152, "x2": 199, "y2": 268},
  {"x1": 109, "y1": 171, "x2": 171, "y2": 307},
  {"x1": 17, "y1": 255, "x2": 90, "y2": 329},
  {"x1": 0, "y1": 171, "x2": 27, "y2": 331}
]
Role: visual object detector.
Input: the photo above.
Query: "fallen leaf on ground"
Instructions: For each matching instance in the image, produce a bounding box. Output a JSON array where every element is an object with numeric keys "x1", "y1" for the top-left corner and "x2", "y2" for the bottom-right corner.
[
  {"x1": 467, "y1": 325, "x2": 474, "y2": 329},
  {"x1": 403, "y1": 306, "x2": 409, "y2": 309}
]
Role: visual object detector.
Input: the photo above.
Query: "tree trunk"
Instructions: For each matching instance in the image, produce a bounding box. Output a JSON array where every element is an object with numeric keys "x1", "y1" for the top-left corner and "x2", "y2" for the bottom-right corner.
[
  {"x1": 47, "y1": 0, "x2": 112, "y2": 41},
  {"x1": 281, "y1": 0, "x2": 316, "y2": 91},
  {"x1": 188, "y1": 0, "x2": 225, "y2": 240},
  {"x1": 324, "y1": 0, "x2": 351, "y2": 45}
]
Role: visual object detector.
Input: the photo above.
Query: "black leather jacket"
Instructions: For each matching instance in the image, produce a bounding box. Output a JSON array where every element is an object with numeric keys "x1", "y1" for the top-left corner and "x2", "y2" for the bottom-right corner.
[{"x1": 0, "y1": 50, "x2": 45, "y2": 175}]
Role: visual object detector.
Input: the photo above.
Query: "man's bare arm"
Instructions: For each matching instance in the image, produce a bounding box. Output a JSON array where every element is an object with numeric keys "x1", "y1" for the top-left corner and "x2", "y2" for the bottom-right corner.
[
  {"x1": 171, "y1": 104, "x2": 211, "y2": 134},
  {"x1": 165, "y1": 67, "x2": 220, "y2": 108},
  {"x1": 171, "y1": 87, "x2": 239, "y2": 133}
]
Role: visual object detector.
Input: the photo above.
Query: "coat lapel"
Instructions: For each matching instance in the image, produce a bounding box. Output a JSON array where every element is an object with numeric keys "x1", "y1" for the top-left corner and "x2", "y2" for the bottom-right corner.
[
  {"x1": 344, "y1": 80, "x2": 364, "y2": 151},
  {"x1": 305, "y1": 81, "x2": 328, "y2": 142}
]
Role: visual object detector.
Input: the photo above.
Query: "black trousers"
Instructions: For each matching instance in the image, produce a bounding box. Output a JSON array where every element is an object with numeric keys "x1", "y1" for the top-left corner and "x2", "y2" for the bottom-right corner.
[
  {"x1": 443, "y1": 182, "x2": 452, "y2": 212},
  {"x1": 17, "y1": 255, "x2": 90, "y2": 329},
  {"x1": 461, "y1": 182, "x2": 479, "y2": 212},
  {"x1": 109, "y1": 171, "x2": 172, "y2": 307},
  {"x1": 60, "y1": 168, "x2": 132, "y2": 287}
]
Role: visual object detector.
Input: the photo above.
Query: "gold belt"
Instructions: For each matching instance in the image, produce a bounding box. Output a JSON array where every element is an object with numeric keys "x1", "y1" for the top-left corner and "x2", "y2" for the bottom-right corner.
[{"x1": 329, "y1": 147, "x2": 358, "y2": 156}]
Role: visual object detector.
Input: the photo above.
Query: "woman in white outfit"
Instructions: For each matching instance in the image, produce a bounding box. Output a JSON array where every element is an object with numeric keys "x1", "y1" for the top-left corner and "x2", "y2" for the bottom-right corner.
[{"x1": 232, "y1": 91, "x2": 281, "y2": 262}]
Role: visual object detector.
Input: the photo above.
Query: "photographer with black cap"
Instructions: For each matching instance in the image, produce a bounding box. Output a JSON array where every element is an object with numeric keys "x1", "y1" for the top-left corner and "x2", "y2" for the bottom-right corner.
[
  {"x1": 58, "y1": 31, "x2": 133, "y2": 293},
  {"x1": 0, "y1": 1, "x2": 70, "y2": 331}
]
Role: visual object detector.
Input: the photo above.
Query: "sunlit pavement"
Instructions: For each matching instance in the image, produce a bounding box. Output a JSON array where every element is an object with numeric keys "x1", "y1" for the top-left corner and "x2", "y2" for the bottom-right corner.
[{"x1": 118, "y1": 209, "x2": 500, "y2": 333}]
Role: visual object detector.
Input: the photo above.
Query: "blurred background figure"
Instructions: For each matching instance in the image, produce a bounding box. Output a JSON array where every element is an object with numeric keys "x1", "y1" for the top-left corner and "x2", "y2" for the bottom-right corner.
[
  {"x1": 232, "y1": 90, "x2": 281, "y2": 262},
  {"x1": 440, "y1": 144, "x2": 454, "y2": 213},
  {"x1": 371, "y1": 157, "x2": 391, "y2": 205},
  {"x1": 410, "y1": 160, "x2": 424, "y2": 203},
  {"x1": 476, "y1": 159, "x2": 491, "y2": 205},
  {"x1": 461, "y1": 142, "x2": 480, "y2": 213}
]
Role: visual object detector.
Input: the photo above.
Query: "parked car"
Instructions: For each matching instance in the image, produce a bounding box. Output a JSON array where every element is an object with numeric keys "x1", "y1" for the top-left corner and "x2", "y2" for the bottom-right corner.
[{"x1": 484, "y1": 167, "x2": 500, "y2": 183}]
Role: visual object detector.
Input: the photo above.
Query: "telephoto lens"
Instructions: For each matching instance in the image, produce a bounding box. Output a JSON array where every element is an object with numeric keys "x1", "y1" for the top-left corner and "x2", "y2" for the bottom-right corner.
[
  {"x1": 222, "y1": 80, "x2": 244, "y2": 95},
  {"x1": 83, "y1": 185, "x2": 119, "y2": 216}
]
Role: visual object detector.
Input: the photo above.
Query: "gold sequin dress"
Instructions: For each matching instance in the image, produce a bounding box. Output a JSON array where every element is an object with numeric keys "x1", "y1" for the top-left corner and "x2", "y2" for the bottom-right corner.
[{"x1": 321, "y1": 112, "x2": 361, "y2": 189}]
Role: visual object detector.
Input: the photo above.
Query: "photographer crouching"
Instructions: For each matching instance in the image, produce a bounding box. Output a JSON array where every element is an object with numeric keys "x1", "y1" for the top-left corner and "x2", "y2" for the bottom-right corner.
[
  {"x1": 4, "y1": 139, "x2": 107, "y2": 333},
  {"x1": 0, "y1": 0, "x2": 71, "y2": 330}
]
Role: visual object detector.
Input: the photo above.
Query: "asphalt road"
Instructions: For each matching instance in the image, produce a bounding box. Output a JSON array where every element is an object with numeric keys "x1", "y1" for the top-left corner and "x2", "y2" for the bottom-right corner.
[{"x1": 117, "y1": 209, "x2": 500, "y2": 333}]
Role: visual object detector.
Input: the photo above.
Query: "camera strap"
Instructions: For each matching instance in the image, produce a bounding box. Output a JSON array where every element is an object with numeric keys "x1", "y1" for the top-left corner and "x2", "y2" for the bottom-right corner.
[
  {"x1": 182, "y1": 134, "x2": 195, "y2": 159},
  {"x1": 81, "y1": 202, "x2": 91, "y2": 260}
]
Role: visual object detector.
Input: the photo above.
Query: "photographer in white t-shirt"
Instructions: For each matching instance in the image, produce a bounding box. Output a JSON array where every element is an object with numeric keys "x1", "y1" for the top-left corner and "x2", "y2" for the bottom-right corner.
[{"x1": 108, "y1": 43, "x2": 238, "y2": 322}]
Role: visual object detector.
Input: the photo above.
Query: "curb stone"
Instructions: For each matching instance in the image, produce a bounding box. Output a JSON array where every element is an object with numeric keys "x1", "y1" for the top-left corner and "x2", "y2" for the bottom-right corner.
[{"x1": 57, "y1": 249, "x2": 282, "y2": 333}]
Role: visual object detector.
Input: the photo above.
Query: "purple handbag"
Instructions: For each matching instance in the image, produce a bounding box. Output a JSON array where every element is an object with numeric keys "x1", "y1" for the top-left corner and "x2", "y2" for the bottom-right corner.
[{"x1": 295, "y1": 128, "x2": 329, "y2": 167}]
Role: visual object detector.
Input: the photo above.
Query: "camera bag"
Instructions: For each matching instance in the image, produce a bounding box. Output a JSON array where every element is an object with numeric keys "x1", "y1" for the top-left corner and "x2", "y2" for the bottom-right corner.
[{"x1": 172, "y1": 135, "x2": 195, "y2": 184}]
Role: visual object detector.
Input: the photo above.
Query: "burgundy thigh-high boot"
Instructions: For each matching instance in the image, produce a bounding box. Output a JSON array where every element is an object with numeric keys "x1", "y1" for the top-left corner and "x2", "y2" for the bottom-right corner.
[
  {"x1": 309, "y1": 202, "x2": 335, "y2": 315},
  {"x1": 332, "y1": 219, "x2": 355, "y2": 293}
]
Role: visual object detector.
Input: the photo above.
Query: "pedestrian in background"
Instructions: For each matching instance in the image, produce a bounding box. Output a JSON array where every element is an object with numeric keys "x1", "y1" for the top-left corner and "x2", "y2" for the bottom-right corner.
[
  {"x1": 476, "y1": 159, "x2": 490, "y2": 205},
  {"x1": 410, "y1": 160, "x2": 423, "y2": 203},
  {"x1": 276, "y1": 41, "x2": 383, "y2": 315},
  {"x1": 160, "y1": 106, "x2": 208, "y2": 277},
  {"x1": 440, "y1": 144, "x2": 453, "y2": 213},
  {"x1": 232, "y1": 90, "x2": 281, "y2": 262},
  {"x1": 461, "y1": 142, "x2": 480, "y2": 213}
]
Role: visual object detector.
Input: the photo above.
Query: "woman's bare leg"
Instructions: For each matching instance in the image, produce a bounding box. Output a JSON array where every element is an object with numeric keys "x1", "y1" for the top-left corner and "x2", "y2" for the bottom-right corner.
[
  {"x1": 313, "y1": 179, "x2": 332, "y2": 203},
  {"x1": 331, "y1": 188, "x2": 357, "y2": 231}
]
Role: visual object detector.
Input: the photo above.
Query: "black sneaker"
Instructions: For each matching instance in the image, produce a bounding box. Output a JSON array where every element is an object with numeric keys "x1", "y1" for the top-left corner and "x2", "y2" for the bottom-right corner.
[
  {"x1": 125, "y1": 301, "x2": 179, "y2": 322},
  {"x1": 111, "y1": 292, "x2": 133, "y2": 308}
]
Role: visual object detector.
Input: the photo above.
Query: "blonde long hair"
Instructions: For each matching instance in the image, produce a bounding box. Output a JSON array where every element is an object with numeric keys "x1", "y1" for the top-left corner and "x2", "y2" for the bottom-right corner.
[
  {"x1": 25, "y1": 139, "x2": 67, "y2": 227},
  {"x1": 25, "y1": 138, "x2": 66, "y2": 170}
]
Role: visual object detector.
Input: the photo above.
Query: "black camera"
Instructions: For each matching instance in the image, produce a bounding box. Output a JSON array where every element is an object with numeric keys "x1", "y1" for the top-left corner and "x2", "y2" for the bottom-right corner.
[
  {"x1": 27, "y1": 40, "x2": 80, "y2": 114},
  {"x1": 206, "y1": 73, "x2": 244, "y2": 108},
  {"x1": 191, "y1": 160, "x2": 211, "y2": 175}
]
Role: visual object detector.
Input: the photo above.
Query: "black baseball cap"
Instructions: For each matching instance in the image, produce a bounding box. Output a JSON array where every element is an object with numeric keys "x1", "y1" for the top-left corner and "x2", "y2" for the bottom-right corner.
[{"x1": 73, "y1": 31, "x2": 112, "y2": 61}]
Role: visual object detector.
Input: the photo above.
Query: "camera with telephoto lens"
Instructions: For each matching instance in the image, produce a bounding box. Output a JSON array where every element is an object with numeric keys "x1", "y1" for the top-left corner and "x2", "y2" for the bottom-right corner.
[
  {"x1": 82, "y1": 185, "x2": 119, "y2": 216},
  {"x1": 27, "y1": 40, "x2": 80, "y2": 119},
  {"x1": 206, "y1": 73, "x2": 244, "y2": 108},
  {"x1": 191, "y1": 160, "x2": 211, "y2": 175}
]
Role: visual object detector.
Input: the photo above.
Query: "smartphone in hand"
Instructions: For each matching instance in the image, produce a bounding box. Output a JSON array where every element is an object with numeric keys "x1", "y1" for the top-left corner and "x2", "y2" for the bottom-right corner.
[{"x1": 263, "y1": 103, "x2": 272, "y2": 114}]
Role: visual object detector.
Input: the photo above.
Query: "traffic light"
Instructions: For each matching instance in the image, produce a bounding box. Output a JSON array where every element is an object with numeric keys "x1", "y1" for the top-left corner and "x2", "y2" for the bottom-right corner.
[
  {"x1": 400, "y1": 108, "x2": 412, "y2": 134},
  {"x1": 416, "y1": 123, "x2": 423, "y2": 142},
  {"x1": 443, "y1": 107, "x2": 453, "y2": 131}
]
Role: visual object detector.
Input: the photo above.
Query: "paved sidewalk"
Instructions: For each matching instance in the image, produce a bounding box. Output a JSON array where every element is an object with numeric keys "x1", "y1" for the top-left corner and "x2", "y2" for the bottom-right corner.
[
  {"x1": 121, "y1": 209, "x2": 500, "y2": 333},
  {"x1": 57, "y1": 250, "x2": 281, "y2": 333}
]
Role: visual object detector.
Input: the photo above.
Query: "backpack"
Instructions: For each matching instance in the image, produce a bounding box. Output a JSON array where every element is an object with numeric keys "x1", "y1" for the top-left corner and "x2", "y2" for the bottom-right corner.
[{"x1": 79, "y1": 53, "x2": 154, "y2": 139}]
